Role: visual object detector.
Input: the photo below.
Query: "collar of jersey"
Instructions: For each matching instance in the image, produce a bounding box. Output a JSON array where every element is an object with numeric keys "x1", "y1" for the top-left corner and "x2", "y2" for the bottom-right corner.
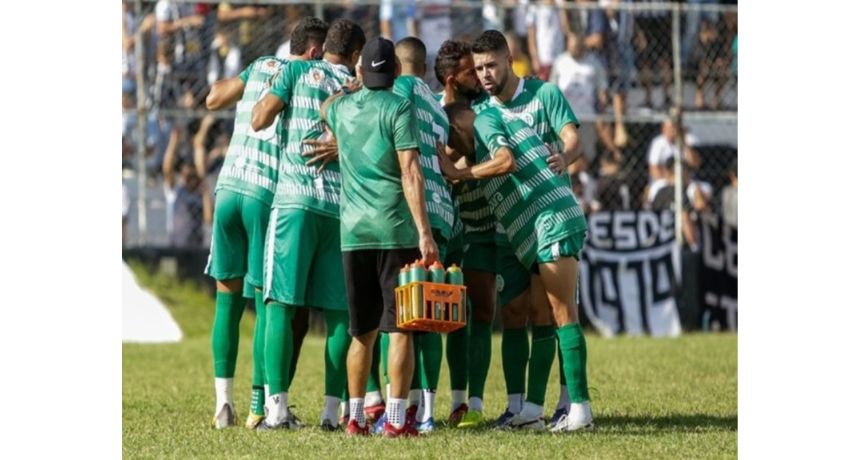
[
  {"x1": 491, "y1": 77, "x2": 525, "y2": 107},
  {"x1": 322, "y1": 58, "x2": 350, "y2": 75}
]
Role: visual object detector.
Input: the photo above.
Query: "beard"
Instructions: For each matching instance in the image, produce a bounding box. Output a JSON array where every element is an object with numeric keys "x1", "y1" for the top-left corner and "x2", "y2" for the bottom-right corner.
[{"x1": 455, "y1": 81, "x2": 485, "y2": 101}]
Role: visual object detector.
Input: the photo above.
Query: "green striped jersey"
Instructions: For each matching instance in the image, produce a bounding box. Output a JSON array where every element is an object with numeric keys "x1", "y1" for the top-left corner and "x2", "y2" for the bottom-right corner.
[
  {"x1": 215, "y1": 56, "x2": 286, "y2": 204},
  {"x1": 269, "y1": 59, "x2": 354, "y2": 217},
  {"x1": 475, "y1": 107, "x2": 587, "y2": 267},
  {"x1": 393, "y1": 76, "x2": 454, "y2": 241}
]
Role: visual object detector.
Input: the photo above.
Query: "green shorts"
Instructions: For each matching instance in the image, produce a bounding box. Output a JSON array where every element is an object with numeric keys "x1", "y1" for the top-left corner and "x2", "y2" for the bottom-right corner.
[
  {"x1": 534, "y1": 230, "x2": 588, "y2": 265},
  {"x1": 462, "y1": 240, "x2": 496, "y2": 274},
  {"x1": 205, "y1": 190, "x2": 270, "y2": 291},
  {"x1": 263, "y1": 208, "x2": 347, "y2": 310},
  {"x1": 496, "y1": 242, "x2": 531, "y2": 307}
]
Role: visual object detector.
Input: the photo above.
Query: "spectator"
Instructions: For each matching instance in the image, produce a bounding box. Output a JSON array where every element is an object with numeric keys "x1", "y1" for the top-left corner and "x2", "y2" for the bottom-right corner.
[
  {"x1": 154, "y1": 0, "x2": 209, "y2": 107},
  {"x1": 380, "y1": 0, "x2": 417, "y2": 43},
  {"x1": 162, "y1": 118, "x2": 213, "y2": 249},
  {"x1": 550, "y1": 31, "x2": 620, "y2": 165},
  {"x1": 526, "y1": 0, "x2": 569, "y2": 81},
  {"x1": 568, "y1": 157, "x2": 597, "y2": 214},
  {"x1": 647, "y1": 117, "x2": 699, "y2": 182},
  {"x1": 721, "y1": 158, "x2": 738, "y2": 228},
  {"x1": 505, "y1": 31, "x2": 533, "y2": 78},
  {"x1": 647, "y1": 157, "x2": 699, "y2": 249},
  {"x1": 690, "y1": 18, "x2": 729, "y2": 110},
  {"x1": 482, "y1": 0, "x2": 504, "y2": 31},
  {"x1": 632, "y1": 0, "x2": 673, "y2": 109},
  {"x1": 681, "y1": 0, "x2": 719, "y2": 65},
  {"x1": 418, "y1": 0, "x2": 454, "y2": 89},
  {"x1": 207, "y1": 27, "x2": 242, "y2": 86},
  {"x1": 593, "y1": 150, "x2": 632, "y2": 211},
  {"x1": 217, "y1": 3, "x2": 278, "y2": 66}
]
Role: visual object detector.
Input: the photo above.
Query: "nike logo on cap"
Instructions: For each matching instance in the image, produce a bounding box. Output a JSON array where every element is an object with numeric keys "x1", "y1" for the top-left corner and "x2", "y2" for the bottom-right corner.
[{"x1": 371, "y1": 59, "x2": 386, "y2": 67}]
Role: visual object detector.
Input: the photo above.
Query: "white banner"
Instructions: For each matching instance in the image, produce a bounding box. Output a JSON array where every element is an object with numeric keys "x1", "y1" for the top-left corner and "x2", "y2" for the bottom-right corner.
[{"x1": 580, "y1": 210, "x2": 682, "y2": 338}]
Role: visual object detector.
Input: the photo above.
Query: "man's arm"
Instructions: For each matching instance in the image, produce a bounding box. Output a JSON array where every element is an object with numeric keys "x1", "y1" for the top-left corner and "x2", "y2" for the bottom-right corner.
[
  {"x1": 193, "y1": 114, "x2": 216, "y2": 178},
  {"x1": 553, "y1": 123, "x2": 582, "y2": 174},
  {"x1": 438, "y1": 145, "x2": 515, "y2": 181},
  {"x1": 162, "y1": 127, "x2": 180, "y2": 189},
  {"x1": 398, "y1": 148, "x2": 440, "y2": 265},
  {"x1": 251, "y1": 94, "x2": 284, "y2": 132},
  {"x1": 206, "y1": 77, "x2": 245, "y2": 110}
]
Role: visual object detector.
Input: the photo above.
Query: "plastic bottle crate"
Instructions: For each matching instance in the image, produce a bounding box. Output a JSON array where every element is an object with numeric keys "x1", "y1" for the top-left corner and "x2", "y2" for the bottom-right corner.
[{"x1": 395, "y1": 281, "x2": 467, "y2": 333}]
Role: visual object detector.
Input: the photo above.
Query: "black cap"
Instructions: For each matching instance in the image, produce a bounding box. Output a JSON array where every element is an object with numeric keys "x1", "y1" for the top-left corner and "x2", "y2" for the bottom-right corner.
[{"x1": 360, "y1": 37, "x2": 397, "y2": 89}]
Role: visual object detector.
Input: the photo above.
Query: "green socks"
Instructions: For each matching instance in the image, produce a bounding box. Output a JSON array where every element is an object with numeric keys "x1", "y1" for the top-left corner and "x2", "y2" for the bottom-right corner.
[
  {"x1": 556, "y1": 323, "x2": 590, "y2": 402},
  {"x1": 468, "y1": 320, "x2": 492, "y2": 400},
  {"x1": 526, "y1": 325, "x2": 556, "y2": 406},
  {"x1": 212, "y1": 291, "x2": 245, "y2": 378},
  {"x1": 264, "y1": 302, "x2": 296, "y2": 395},
  {"x1": 249, "y1": 289, "x2": 267, "y2": 415},
  {"x1": 323, "y1": 310, "x2": 350, "y2": 398},
  {"x1": 502, "y1": 327, "x2": 529, "y2": 395},
  {"x1": 446, "y1": 322, "x2": 469, "y2": 392},
  {"x1": 418, "y1": 333, "x2": 443, "y2": 390},
  {"x1": 380, "y1": 332, "x2": 390, "y2": 385}
]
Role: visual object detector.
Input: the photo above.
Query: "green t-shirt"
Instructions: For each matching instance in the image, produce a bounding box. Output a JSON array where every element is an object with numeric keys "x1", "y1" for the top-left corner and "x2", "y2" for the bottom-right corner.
[
  {"x1": 268, "y1": 59, "x2": 354, "y2": 217},
  {"x1": 325, "y1": 87, "x2": 421, "y2": 251},
  {"x1": 215, "y1": 56, "x2": 287, "y2": 205},
  {"x1": 474, "y1": 107, "x2": 587, "y2": 267},
  {"x1": 393, "y1": 76, "x2": 454, "y2": 241}
]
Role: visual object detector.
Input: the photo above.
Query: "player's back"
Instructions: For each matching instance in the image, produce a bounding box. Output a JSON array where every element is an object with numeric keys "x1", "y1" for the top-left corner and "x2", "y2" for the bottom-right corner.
[
  {"x1": 216, "y1": 56, "x2": 287, "y2": 205},
  {"x1": 270, "y1": 59, "x2": 354, "y2": 217}
]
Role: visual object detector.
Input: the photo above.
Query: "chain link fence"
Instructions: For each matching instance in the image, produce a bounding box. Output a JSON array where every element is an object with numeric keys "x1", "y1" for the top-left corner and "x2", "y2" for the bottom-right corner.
[{"x1": 122, "y1": 0, "x2": 737, "y2": 328}]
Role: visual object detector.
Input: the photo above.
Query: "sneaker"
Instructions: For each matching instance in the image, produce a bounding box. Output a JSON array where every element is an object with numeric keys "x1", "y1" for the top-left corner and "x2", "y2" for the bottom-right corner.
[
  {"x1": 448, "y1": 403, "x2": 469, "y2": 427},
  {"x1": 319, "y1": 417, "x2": 340, "y2": 432},
  {"x1": 212, "y1": 403, "x2": 236, "y2": 429},
  {"x1": 456, "y1": 409, "x2": 483, "y2": 428},
  {"x1": 346, "y1": 419, "x2": 371, "y2": 437},
  {"x1": 373, "y1": 413, "x2": 388, "y2": 435},
  {"x1": 405, "y1": 405, "x2": 418, "y2": 427},
  {"x1": 494, "y1": 408, "x2": 515, "y2": 429},
  {"x1": 285, "y1": 406, "x2": 304, "y2": 429},
  {"x1": 507, "y1": 412, "x2": 546, "y2": 431},
  {"x1": 415, "y1": 417, "x2": 436, "y2": 433},
  {"x1": 256, "y1": 418, "x2": 292, "y2": 431},
  {"x1": 548, "y1": 406, "x2": 568, "y2": 429},
  {"x1": 245, "y1": 413, "x2": 265, "y2": 430},
  {"x1": 364, "y1": 402, "x2": 386, "y2": 424},
  {"x1": 382, "y1": 421, "x2": 419, "y2": 438},
  {"x1": 549, "y1": 403, "x2": 594, "y2": 433}
]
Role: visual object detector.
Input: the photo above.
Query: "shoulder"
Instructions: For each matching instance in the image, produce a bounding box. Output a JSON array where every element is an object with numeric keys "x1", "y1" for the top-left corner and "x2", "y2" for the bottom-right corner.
[{"x1": 393, "y1": 76, "x2": 416, "y2": 98}]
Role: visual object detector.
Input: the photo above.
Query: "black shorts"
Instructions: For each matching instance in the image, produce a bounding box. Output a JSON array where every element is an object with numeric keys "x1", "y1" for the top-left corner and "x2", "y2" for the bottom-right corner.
[
  {"x1": 343, "y1": 247, "x2": 421, "y2": 337},
  {"x1": 636, "y1": 15, "x2": 672, "y2": 63}
]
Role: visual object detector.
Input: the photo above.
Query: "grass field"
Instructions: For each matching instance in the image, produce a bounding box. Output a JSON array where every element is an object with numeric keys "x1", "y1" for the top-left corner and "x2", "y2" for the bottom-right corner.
[{"x1": 123, "y1": 264, "x2": 737, "y2": 459}]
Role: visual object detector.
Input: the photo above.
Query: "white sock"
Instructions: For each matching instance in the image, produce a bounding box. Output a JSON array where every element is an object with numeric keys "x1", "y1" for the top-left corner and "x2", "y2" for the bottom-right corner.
[
  {"x1": 264, "y1": 392, "x2": 288, "y2": 425},
  {"x1": 264, "y1": 384, "x2": 270, "y2": 399},
  {"x1": 508, "y1": 393, "x2": 524, "y2": 414},
  {"x1": 322, "y1": 396, "x2": 340, "y2": 423},
  {"x1": 557, "y1": 385, "x2": 570, "y2": 410},
  {"x1": 408, "y1": 389, "x2": 421, "y2": 407},
  {"x1": 420, "y1": 390, "x2": 436, "y2": 422},
  {"x1": 365, "y1": 390, "x2": 383, "y2": 407},
  {"x1": 569, "y1": 401, "x2": 593, "y2": 423},
  {"x1": 387, "y1": 398, "x2": 407, "y2": 428},
  {"x1": 349, "y1": 398, "x2": 366, "y2": 426},
  {"x1": 214, "y1": 378, "x2": 234, "y2": 412},
  {"x1": 339, "y1": 401, "x2": 347, "y2": 418},
  {"x1": 520, "y1": 401, "x2": 544, "y2": 420},
  {"x1": 468, "y1": 396, "x2": 484, "y2": 412},
  {"x1": 386, "y1": 383, "x2": 391, "y2": 401},
  {"x1": 451, "y1": 390, "x2": 467, "y2": 410}
]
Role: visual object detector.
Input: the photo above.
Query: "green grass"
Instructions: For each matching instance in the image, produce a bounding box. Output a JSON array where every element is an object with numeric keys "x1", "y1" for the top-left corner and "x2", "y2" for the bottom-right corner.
[{"x1": 123, "y1": 263, "x2": 737, "y2": 459}]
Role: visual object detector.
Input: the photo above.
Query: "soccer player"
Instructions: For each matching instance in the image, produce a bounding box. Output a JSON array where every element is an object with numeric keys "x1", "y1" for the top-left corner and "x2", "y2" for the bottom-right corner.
[
  {"x1": 364, "y1": 37, "x2": 454, "y2": 434},
  {"x1": 250, "y1": 19, "x2": 366, "y2": 431},
  {"x1": 321, "y1": 37, "x2": 439, "y2": 438},
  {"x1": 202, "y1": 17, "x2": 328, "y2": 429},
  {"x1": 434, "y1": 40, "x2": 484, "y2": 106},
  {"x1": 470, "y1": 29, "x2": 584, "y2": 429},
  {"x1": 440, "y1": 101, "x2": 594, "y2": 432}
]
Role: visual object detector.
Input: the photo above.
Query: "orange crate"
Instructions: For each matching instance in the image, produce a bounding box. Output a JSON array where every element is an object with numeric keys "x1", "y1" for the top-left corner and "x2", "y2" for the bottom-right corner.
[{"x1": 395, "y1": 281, "x2": 467, "y2": 333}]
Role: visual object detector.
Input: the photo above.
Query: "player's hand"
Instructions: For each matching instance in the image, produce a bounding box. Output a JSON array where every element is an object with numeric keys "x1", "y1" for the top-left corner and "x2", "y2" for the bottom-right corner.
[
  {"x1": 342, "y1": 79, "x2": 363, "y2": 94},
  {"x1": 418, "y1": 232, "x2": 440, "y2": 267},
  {"x1": 546, "y1": 143, "x2": 567, "y2": 175},
  {"x1": 436, "y1": 142, "x2": 462, "y2": 182},
  {"x1": 303, "y1": 137, "x2": 338, "y2": 173}
]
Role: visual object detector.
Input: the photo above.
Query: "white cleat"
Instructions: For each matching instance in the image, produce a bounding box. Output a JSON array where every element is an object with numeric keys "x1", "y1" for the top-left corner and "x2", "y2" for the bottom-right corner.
[
  {"x1": 507, "y1": 412, "x2": 546, "y2": 431},
  {"x1": 549, "y1": 402, "x2": 594, "y2": 433},
  {"x1": 212, "y1": 403, "x2": 237, "y2": 429}
]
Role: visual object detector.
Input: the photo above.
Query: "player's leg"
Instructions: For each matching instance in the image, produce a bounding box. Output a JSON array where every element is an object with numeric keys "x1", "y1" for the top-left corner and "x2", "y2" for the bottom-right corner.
[
  {"x1": 538, "y1": 234, "x2": 593, "y2": 432},
  {"x1": 206, "y1": 190, "x2": 249, "y2": 429},
  {"x1": 322, "y1": 309, "x2": 350, "y2": 430},
  {"x1": 289, "y1": 307, "x2": 310, "y2": 387},
  {"x1": 415, "y1": 332, "x2": 442, "y2": 432},
  {"x1": 258, "y1": 208, "x2": 315, "y2": 430},
  {"x1": 363, "y1": 335, "x2": 386, "y2": 423},
  {"x1": 495, "y1": 244, "x2": 531, "y2": 428},
  {"x1": 510, "y1": 274, "x2": 556, "y2": 430},
  {"x1": 443, "y1": 230, "x2": 469, "y2": 425}
]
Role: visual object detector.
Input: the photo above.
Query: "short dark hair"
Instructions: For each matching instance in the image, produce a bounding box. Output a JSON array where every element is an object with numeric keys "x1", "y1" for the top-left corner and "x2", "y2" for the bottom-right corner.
[
  {"x1": 472, "y1": 30, "x2": 509, "y2": 55},
  {"x1": 290, "y1": 17, "x2": 328, "y2": 56},
  {"x1": 395, "y1": 37, "x2": 427, "y2": 68},
  {"x1": 324, "y1": 19, "x2": 366, "y2": 58},
  {"x1": 434, "y1": 40, "x2": 472, "y2": 85}
]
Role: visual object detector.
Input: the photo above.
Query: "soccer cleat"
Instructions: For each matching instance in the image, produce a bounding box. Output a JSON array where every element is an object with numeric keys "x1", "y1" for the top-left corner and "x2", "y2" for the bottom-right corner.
[
  {"x1": 255, "y1": 418, "x2": 292, "y2": 431},
  {"x1": 507, "y1": 412, "x2": 546, "y2": 431},
  {"x1": 548, "y1": 407, "x2": 569, "y2": 430},
  {"x1": 382, "y1": 421, "x2": 419, "y2": 438},
  {"x1": 319, "y1": 417, "x2": 340, "y2": 432},
  {"x1": 448, "y1": 403, "x2": 469, "y2": 427},
  {"x1": 456, "y1": 409, "x2": 483, "y2": 428},
  {"x1": 364, "y1": 402, "x2": 386, "y2": 424},
  {"x1": 494, "y1": 408, "x2": 516, "y2": 429},
  {"x1": 405, "y1": 405, "x2": 419, "y2": 427},
  {"x1": 212, "y1": 403, "x2": 237, "y2": 429},
  {"x1": 245, "y1": 413, "x2": 265, "y2": 430},
  {"x1": 415, "y1": 417, "x2": 436, "y2": 433},
  {"x1": 346, "y1": 419, "x2": 371, "y2": 437},
  {"x1": 549, "y1": 403, "x2": 594, "y2": 433},
  {"x1": 373, "y1": 413, "x2": 388, "y2": 435},
  {"x1": 339, "y1": 414, "x2": 349, "y2": 427},
  {"x1": 285, "y1": 406, "x2": 304, "y2": 429}
]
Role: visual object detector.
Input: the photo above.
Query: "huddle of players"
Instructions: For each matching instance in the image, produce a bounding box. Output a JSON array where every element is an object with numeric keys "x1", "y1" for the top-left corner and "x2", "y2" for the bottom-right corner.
[{"x1": 203, "y1": 16, "x2": 593, "y2": 437}]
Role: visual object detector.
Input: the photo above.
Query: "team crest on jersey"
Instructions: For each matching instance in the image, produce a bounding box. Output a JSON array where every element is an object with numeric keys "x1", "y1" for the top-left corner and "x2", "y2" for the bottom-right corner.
[
  {"x1": 311, "y1": 69, "x2": 324, "y2": 82},
  {"x1": 261, "y1": 60, "x2": 279, "y2": 75}
]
